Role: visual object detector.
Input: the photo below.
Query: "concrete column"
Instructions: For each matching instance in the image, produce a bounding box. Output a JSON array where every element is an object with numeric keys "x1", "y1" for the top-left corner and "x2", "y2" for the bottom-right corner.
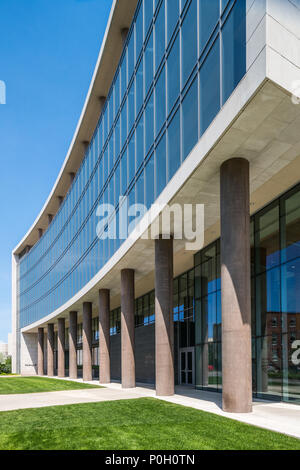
[
  {"x1": 99, "y1": 289, "x2": 110, "y2": 384},
  {"x1": 47, "y1": 323, "x2": 55, "y2": 377},
  {"x1": 37, "y1": 328, "x2": 44, "y2": 376},
  {"x1": 57, "y1": 318, "x2": 65, "y2": 378},
  {"x1": 121, "y1": 269, "x2": 135, "y2": 388},
  {"x1": 220, "y1": 158, "x2": 252, "y2": 413},
  {"x1": 69, "y1": 311, "x2": 78, "y2": 379},
  {"x1": 83, "y1": 302, "x2": 92, "y2": 382},
  {"x1": 155, "y1": 238, "x2": 174, "y2": 396}
]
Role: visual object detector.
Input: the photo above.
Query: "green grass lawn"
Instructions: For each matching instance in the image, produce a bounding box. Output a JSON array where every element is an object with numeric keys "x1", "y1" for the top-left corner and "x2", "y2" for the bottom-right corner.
[
  {"x1": 0, "y1": 376, "x2": 101, "y2": 394},
  {"x1": 0, "y1": 397, "x2": 299, "y2": 450}
]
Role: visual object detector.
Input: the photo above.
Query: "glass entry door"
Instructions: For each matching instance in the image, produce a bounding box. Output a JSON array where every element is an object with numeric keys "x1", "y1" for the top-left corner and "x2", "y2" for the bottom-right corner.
[{"x1": 180, "y1": 348, "x2": 195, "y2": 385}]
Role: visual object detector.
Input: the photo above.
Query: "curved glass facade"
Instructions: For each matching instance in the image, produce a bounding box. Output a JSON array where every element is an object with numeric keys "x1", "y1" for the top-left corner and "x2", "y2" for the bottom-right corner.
[{"x1": 18, "y1": 0, "x2": 246, "y2": 328}]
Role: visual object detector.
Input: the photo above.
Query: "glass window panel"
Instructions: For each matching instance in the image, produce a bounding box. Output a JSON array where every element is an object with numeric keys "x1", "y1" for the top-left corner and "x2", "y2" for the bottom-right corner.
[
  {"x1": 167, "y1": 34, "x2": 180, "y2": 114},
  {"x1": 167, "y1": 108, "x2": 181, "y2": 181},
  {"x1": 200, "y1": 37, "x2": 220, "y2": 135},
  {"x1": 167, "y1": 0, "x2": 179, "y2": 43},
  {"x1": 121, "y1": 101, "x2": 128, "y2": 149},
  {"x1": 145, "y1": 32, "x2": 154, "y2": 94},
  {"x1": 121, "y1": 52, "x2": 127, "y2": 100},
  {"x1": 121, "y1": 151, "x2": 128, "y2": 195},
  {"x1": 136, "y1": 58, "x2": 144, "y2": 115},
  {"x1": 128, "y1": 81, "x2": 135, "y2": 132},
  {"x1": 256, "y1": 267, "x2": 281, "y2": 338},
  {"x1": 155, "y1": 134, "x2": 166, "y2": 198},
  {"x1": 128, "y1": 135, "x2": 136, "y2": 184},
  {"x1": 255, "y1": 205, "x2": 280, "y2": 274},
  {"x1": 282, "y1": 190, "x2": 300, "y2": 263},
  {"x1": 135, "y1": 6, "x2": 144, "y2": 58},
  {"x1": 155, "y1": 0, "x2": 165, "y2": 71},
  {"x1": 155, "y1": 67, "x2": 166, "y2": 137},
  {"x1": 182, "y1": 77, "x2": 198, "y2": 160},
  {"x1": 255, "y1": 335, "x2": 283, "y2": 399},
  {"x1": 145, "y1": 153, "x2": 155, "y2": 209},
  {"x1": 145, "y1": 93, "x2": 154, "y2": 153},
  {"x1": 199, "y1": 0, "x2": 219, "y2": 54},
  {"x1": 114, "y1": 72, "x2": 120, "y2": 117},
  {"x1": 136, "y1": 170, "x2": 145, "y2": 206},
  {"x1": 181, "y1": 0, "x2": 197, "y2": 86},
  {"x1": 144, "y1": 0, "x2": 153, "y2": 36},
  {"x1": 281, "y1": 259, "x2": 300, "y2": 330},
  {"x1": 208, "y1": 342, "x2": 218, "y2": 390},
  {"x1": 136, "y1": 114, "x2": 144, "y2": 170},
  {"x1": 222, "y1": 0, "x2": 246, "y2": 104}
]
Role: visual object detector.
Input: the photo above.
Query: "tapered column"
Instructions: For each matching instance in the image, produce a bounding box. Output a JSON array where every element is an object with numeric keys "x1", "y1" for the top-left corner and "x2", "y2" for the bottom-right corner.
[
  {"x1": 121, "y1": 269, "x2": 135, "y2": 388},
  {"x1": 121, "y1": 28, "x2": 129, "y2": 46},
  {"x1": 37, "y1": 328, "x2": 44, "y2": 376},
  {"x1": 83, "y1": 302, "x2": 93, "y2": 382},
  {"x1": 57, "y1": 318, "x2": 65, "y2": 378},
  {"x1": 69, "y1": 312, "x2": 78, "y2": 379},
  {"x1": 99, "y1": 289, "x2": 110, "y2": 384},
  {"x1": 220, "y1": 158, "x2": 252, "y2": 413},
  {"x1": 47, "y1": 323, "x2": 55, "y2": 377},
  {"x1": 155, "y1": 238, "x2": 174, "y2": 396}
]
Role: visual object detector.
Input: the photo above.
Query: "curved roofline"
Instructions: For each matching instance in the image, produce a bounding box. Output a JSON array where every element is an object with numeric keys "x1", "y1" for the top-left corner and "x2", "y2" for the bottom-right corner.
[{"x1": 14, "y1": 0, "x2": 138, "y2": 256}]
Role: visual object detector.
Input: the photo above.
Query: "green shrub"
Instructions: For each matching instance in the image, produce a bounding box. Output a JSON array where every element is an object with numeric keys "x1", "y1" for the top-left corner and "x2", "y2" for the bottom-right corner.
[{"x1": 0, "y1": 356, "x2": 12, "y2": 375}]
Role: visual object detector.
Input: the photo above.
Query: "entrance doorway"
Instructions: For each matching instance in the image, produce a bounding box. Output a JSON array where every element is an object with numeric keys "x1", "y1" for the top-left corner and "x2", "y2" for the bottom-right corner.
[{"x1": 179, "y1": 347, "x2": 195, "y2": 385}]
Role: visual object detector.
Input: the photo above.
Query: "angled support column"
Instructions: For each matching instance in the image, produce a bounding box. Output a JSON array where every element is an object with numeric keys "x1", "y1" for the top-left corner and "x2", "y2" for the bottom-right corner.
[
  {"x1": 38, "y1": 328, "x2": 44, "y2": 376},
  {"x1": 220, "y1": 158, "x2": 252, "y2": 413},
  {"x1": 69, "y1": 311, "x2": 78, "y2": 379},
  {"x1": 121, "y1": 269, "x2": 135, "y2": 388},
  {"x1": 58, "y1": 318, "x2": 65, "y2": 378},
  {"x1": 83, "y1": 302, "x2": 93, "y2": 382},
  {"x1": 121, "y1": 28, "x2": 129, "y2": 46},
  {"x1": 47, "y1": 214, "x2": 53, "y2": 226},
  {"x1": 47, "y1": 323, "x2": 54, "y2": 377},
  {"x1": 99, "y1": 289, "x2": 110, "y2": 384},
  {"x1": 155, "y1": 238, "x2": 174, "y2": 396}
]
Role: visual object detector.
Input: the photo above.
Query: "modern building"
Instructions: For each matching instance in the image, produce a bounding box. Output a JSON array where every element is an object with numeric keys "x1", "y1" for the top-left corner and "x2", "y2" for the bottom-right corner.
[
  {"x1": 12, "y1": 0, "x2": 300, "y2": 412},
  {"x1": 0, "y1": 342, "x2": 8, "y2": 360}
]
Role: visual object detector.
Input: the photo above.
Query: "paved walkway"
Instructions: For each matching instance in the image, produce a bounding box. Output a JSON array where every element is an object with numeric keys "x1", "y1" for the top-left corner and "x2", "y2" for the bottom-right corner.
[{"x1": 0, "y1": 377, "x2": 299, "y2": 440}]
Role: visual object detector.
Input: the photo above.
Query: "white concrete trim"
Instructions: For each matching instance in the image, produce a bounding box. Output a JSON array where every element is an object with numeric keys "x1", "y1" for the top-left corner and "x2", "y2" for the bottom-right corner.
[{"x1": 11, "y1": 254, "x2": 18, "y2": 373}]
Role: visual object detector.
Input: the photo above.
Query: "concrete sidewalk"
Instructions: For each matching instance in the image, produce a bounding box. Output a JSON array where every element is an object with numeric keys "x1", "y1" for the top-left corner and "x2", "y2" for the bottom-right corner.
[
  {"x1": 0, "y1": 385, "x2": 144, "y2": 412},
  {"x1": 0, "y1": 377, "x2": 299, "y2": 440}
]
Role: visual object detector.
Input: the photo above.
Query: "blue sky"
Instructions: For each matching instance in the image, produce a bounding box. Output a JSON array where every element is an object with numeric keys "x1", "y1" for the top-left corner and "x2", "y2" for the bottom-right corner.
[{"x1": 0, "y1": 0, "x2": 113, "y2": 342}]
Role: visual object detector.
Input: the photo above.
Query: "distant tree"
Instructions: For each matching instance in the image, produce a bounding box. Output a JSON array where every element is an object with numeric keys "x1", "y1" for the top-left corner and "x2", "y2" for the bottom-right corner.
[{"x1": 0, "y1": 356, "x2": 11, "y2": 375}]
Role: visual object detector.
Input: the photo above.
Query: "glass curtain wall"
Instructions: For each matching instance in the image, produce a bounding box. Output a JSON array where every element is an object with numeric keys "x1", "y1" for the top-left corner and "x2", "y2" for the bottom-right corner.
[
  {"x1": 194, "y1": 184, "x2": 300, "y2": 403},
  {"x1": 18, "y1": 0, "x2": 246, "y2": 328},
  {"x1": 194, "y1": 241, "x2": 222, "y2": 391},
  {"x1": 252, "y1": 185, "x2": 300, "y2": 403}
]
